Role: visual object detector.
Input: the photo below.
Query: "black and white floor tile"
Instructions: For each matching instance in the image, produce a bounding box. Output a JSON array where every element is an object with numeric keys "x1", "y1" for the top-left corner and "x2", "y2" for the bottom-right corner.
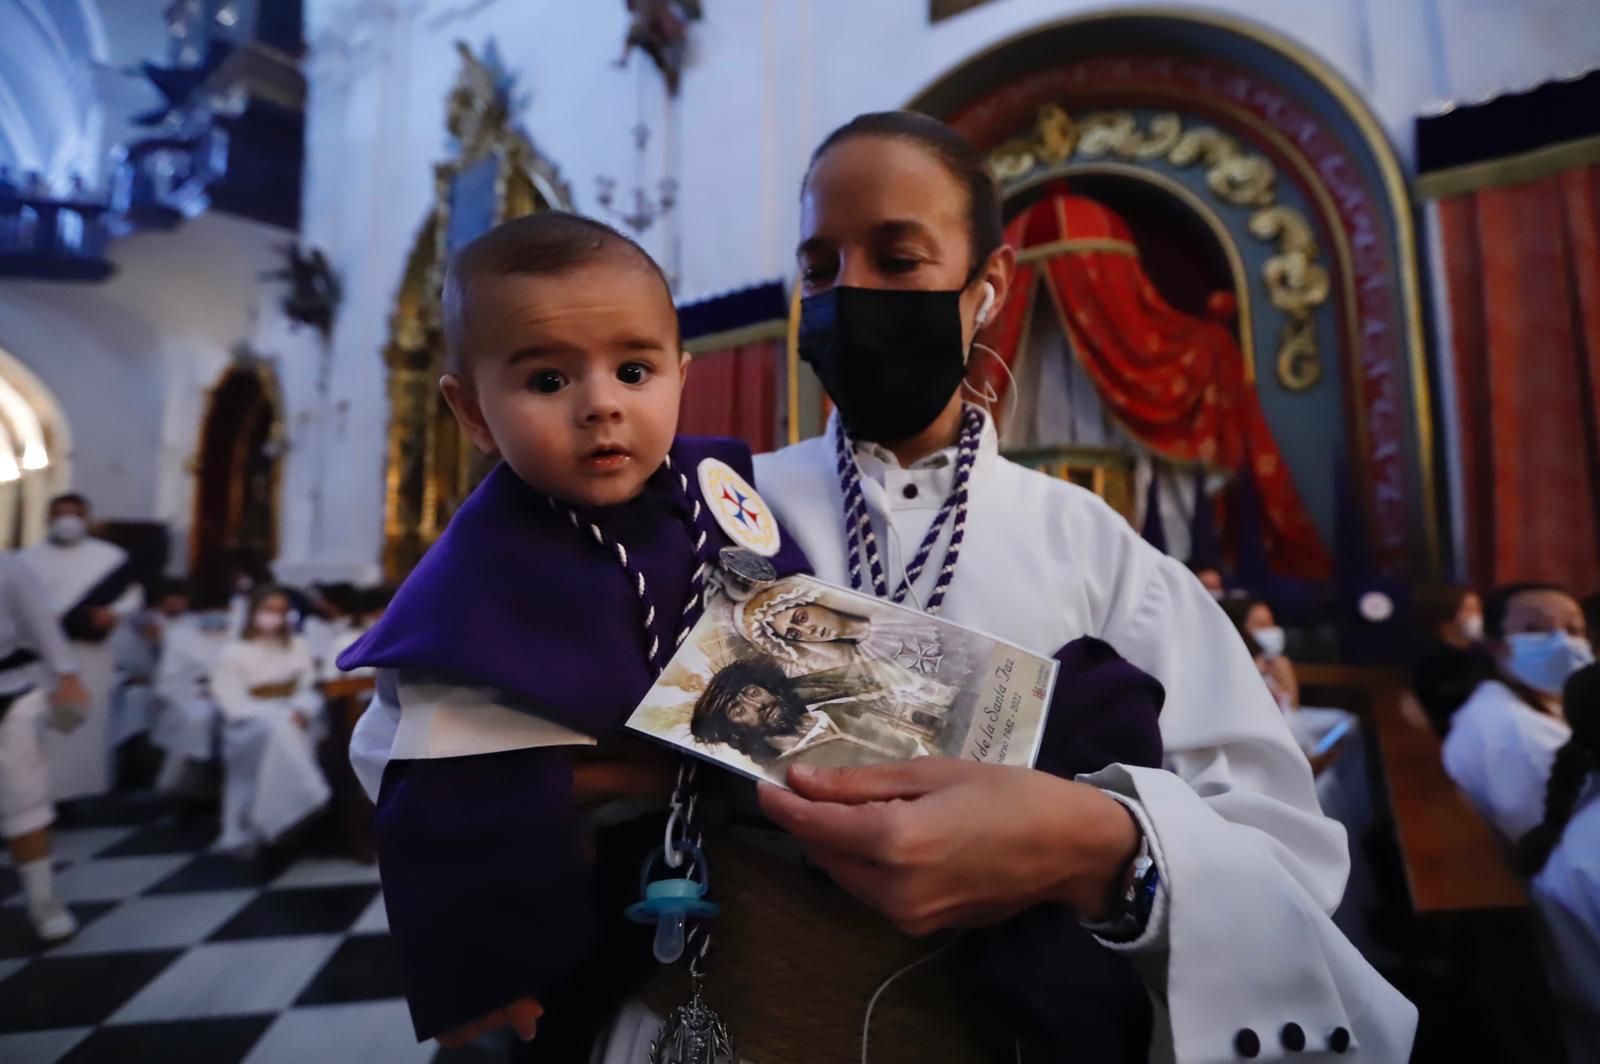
[{"x1": 0, "y1": 801, "x2": 509, "y2": 1063}]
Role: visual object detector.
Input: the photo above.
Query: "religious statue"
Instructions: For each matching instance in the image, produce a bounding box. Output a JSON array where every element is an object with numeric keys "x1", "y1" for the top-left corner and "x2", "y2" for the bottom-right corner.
[
  {"x1": 263, "y1": 244, "x2": 341, "y2": 337},
  {"x1": 446, "y1": 41, "x2": 510, "y2": 159},
  {"x1": 617, "y1": 0, "x2": 703, "y2": 95}
]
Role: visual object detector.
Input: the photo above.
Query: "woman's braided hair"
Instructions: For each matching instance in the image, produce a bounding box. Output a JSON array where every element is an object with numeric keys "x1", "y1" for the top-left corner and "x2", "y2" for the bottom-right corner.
[{"x1": 1515, "y1": 663, "x2": 1599, "y2": 876}]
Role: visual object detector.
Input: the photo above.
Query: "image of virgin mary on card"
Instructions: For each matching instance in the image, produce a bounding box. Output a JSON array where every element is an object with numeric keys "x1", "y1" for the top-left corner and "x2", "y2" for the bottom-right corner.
[{"x1": 732, "y1": 577, "x2": 970, "y2": 683}]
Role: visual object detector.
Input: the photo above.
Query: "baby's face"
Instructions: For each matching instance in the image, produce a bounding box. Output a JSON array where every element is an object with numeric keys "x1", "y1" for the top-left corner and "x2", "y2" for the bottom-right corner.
[{"x1": 451, "y1": 260, "x2": 687, "y2": 508}]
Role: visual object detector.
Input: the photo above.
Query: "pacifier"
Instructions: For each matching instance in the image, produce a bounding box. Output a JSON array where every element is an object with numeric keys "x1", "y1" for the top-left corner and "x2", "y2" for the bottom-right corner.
[{"x1": 625, "y1": 843, "x2": 719, "y2": 964}]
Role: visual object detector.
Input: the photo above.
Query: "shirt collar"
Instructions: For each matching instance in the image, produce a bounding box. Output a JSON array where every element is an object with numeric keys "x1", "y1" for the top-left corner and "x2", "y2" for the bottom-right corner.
[{"x1": 828, "y1": 405, "x2": 1000, "y2": 474}]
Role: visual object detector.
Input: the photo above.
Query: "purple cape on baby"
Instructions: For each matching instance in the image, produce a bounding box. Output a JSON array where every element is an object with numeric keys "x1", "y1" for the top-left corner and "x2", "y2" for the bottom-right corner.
[
  {"x1": 341, "y1": 437, "x2": 1162, "y2": 1060},
  {"x1": 338, "y1": 437, "x2": 811, "y2": 1040},
  {"x1": 339, "y1": 438, "x2": 809, "y2": 732}
]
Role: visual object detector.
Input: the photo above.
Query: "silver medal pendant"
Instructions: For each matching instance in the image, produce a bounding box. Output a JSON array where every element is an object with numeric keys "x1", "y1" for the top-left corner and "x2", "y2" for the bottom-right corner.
[
  {"x1": 648, "y1": 976, "x2": 736, "y2": 1064},
  {"x1": 718, "y1": 546, "x2": 776, "y2": 587}
]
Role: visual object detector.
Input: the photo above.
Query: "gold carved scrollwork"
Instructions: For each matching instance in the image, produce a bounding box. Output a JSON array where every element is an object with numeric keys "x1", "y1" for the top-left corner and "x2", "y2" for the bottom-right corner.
[
  {"x1": 1250, "y1": 206, "x2": 1329, "y2": 389},
  {"x1": 381, "y1": 43, "x2": 571, "y2": 580},
  {"x1": 990, "y1": 104, "x2": 1077, "y2": 180},
  {"x1": 989, "y1": 107, "x2": 1328, "y2": 392}
]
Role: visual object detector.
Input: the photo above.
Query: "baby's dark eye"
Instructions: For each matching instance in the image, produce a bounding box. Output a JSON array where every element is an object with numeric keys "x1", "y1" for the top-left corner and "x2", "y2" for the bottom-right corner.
[
  {"x1": 617, "y1": 362, "x2": 651, "y2": 385},
  {"x1": 529, "y1": 370, "x2": 566, "y2": 394}
]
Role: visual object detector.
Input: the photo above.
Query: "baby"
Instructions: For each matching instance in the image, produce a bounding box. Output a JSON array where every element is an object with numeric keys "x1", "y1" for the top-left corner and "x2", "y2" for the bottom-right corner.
[{"x1": 340, "y1": 211, "x2": 809, "y2": 1044}]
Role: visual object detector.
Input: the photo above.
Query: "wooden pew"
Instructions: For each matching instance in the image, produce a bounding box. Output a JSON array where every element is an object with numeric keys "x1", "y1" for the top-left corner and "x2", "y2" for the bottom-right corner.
[
  {"x1": 320, "y1": 675, "x2": 377, "y2": 863},
  {"x1": 1300, "y1": 665, "x2": 1527, "y2": 913},
  {"x1": 1298, "y1": 664, "x2": 1564, "y2": 1062}
]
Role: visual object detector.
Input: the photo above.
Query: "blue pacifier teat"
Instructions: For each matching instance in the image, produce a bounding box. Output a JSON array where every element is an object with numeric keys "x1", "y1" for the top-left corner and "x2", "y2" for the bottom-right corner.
[{"x1": 626, "y1": 843, "x2": 719, "y2": 964}]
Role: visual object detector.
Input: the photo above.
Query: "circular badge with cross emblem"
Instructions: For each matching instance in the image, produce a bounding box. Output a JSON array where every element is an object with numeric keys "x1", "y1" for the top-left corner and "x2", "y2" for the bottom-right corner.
[{"x1": 698, "y1": 458, "x2": 781, "y2": 558}]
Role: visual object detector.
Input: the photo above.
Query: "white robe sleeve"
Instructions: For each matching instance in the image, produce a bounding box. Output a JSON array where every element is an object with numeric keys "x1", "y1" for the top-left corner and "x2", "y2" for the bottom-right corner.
[
  {"x1": 1531, "y1": 795, "x2": 1600, "y2": 1059},
  {"x1": 1079, "y1": 504, "x2": 1417, "y2": 1062},
  {"x1": 1441, "y1": 683, "x2": 1570, "y2": 843},
  {"x1": 347, "y1": 670, "x2": 597, "y2": 804},
  {"x1": 3, "y1": 555, "x2": 76, "y2": 677},
  {"x1": 349, "y1": 670, "x2": 401, "y2": 803}
]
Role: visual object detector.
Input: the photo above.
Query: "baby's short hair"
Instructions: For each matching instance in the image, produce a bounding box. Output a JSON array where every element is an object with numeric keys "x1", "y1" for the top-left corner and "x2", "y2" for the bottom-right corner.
[{"x1": 440, "y1": 211, "x2": 674, "y2": 375}]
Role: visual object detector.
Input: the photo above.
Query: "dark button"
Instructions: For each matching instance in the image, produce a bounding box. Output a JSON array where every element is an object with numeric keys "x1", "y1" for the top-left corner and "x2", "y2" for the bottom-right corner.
[
  {"x1": 1329, "y1": 1027, "x2": 1351, "y2": 1054},
  {"x1": 1233, "y1": 1029, "x2": 1260, "y2": 1058},
  {"x1": 901, "y1": 483, "x2": 919, "y2": 500},
  {"x1": 1280, "y1": 1023, "x2": 1306, "y2": 1052}
]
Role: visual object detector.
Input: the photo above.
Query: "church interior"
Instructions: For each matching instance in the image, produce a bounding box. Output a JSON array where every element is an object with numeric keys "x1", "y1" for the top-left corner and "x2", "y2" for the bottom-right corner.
[{"x1": 0, "y1": 1, "x2": 1598, "y2": 1061}]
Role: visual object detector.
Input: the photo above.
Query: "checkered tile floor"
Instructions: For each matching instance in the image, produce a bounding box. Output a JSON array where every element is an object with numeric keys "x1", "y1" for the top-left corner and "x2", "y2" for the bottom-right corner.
[{"x1": 0, "y1": 800, "x2": 509, "y2": 1063}]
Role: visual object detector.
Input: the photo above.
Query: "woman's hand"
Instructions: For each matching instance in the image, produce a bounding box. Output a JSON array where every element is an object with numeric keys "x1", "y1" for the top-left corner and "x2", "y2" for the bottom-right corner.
[
  {"x1": 436, "y1": 997, "x2": 543, "y2": 1049},
  {"x1": 757, "y1": 759, "x2": 1140, "y2": 935}
]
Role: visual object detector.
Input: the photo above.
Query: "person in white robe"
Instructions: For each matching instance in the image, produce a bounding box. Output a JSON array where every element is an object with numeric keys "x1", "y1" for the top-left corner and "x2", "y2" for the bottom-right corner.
[
  {"x1": 1530, "y1": 784, "x2": 1600, "y2": 1064},
  {"x1": 302, "y1": 584, "x2": 387, "y2": 682},
  {"x1": 302, "y1": 599, "x2": 352, "y2": 684},
  {"x1": 0, "y1": 552, "x2": 92, "y2": 941},
  {"x1": 1443, "y1": 585, "x2": 1596, "y2": 1061},
  {"x1": 20, "y1": 493, "x2": 143, "y2": 800},
  {"x1": 107, "y1": 580, "x2": 191, "y2": 763},
  {"x1": 151, "y1": 602, "x2": 234, "y2": 793},
  {"x1": 353, "y1": 112, "x2": 1418, "y2": 1059},
  {"x1": 210, "y1": 586, "x2": 330, "y2": 853},
  {"x1": 1442, "y1": 582, "x2": 1589, "y2": 843}
]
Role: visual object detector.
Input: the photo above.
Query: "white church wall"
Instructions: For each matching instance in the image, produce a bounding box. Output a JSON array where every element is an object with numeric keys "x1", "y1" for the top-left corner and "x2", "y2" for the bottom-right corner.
[
  {"x1": 287, "y1": 0, "x2": 1600, "y2": 580},
  {"x1": 0, "y1": 211, "x2": 289, "y2": 564},
  {"x1": 0, "y1": 284, "x2": 165, "y2": 521}
]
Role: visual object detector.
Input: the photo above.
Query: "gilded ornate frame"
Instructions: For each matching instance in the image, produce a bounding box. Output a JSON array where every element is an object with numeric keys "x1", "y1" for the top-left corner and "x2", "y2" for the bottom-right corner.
[
  {"x1": 380, "y1": 43, "x2": 571, "y2": 579},
  {"x1": 990, "y1": 105, "x2": 1329, "y2": 392}
]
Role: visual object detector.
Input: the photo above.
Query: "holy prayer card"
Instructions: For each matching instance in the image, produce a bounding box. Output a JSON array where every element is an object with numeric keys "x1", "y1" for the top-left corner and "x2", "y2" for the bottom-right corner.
[{"x1": 626, "y1": 574, "x2": 1058, "y2": 788}]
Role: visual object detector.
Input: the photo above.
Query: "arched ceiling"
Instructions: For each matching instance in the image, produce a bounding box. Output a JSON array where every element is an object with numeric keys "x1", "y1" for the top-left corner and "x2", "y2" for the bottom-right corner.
[{"x1": 0, "y1": 0, "x2": 109, "y2": 184}]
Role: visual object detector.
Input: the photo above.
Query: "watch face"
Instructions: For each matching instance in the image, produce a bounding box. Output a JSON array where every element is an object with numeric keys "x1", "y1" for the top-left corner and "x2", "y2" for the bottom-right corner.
[{"x1": 719, "y1": 547, "x2": 777, "y2": 586}]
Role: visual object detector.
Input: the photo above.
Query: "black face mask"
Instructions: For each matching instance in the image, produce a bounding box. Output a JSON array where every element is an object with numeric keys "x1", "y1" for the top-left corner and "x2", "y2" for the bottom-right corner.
[{"x1": 797, "y1": 286, "x2": 969, "y2": 444}]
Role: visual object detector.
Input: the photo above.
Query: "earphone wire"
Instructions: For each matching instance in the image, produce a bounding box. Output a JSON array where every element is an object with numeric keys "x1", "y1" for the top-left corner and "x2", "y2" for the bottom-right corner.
[
  {"x1": 860, "y1": 935, "x2": 961, "y2": 1064},
  {"x1": 882, "y1": 518, "x2": 926, "y2": 613},
  {"x1": 965, "y1": 341, "x2": 1021, "y2": 434}
]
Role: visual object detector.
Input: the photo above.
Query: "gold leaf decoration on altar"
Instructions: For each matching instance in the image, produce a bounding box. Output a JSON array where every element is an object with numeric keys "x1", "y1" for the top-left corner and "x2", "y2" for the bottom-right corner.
[
  {"x1": 379, "y1": 42, "x2": 572, "y2": 580},
  {"x1": 1251, "y1": 206, "x2": 1329, "y2": 390},
  {"x1": 989, "y1": 107, "x2": 1329, "y2": 392}
]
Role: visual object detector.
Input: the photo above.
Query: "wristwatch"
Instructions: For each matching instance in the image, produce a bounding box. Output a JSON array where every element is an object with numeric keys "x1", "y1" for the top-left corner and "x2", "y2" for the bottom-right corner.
[{"x1": 1083, "y1": 826, "x2": 1159, "y2": 942}]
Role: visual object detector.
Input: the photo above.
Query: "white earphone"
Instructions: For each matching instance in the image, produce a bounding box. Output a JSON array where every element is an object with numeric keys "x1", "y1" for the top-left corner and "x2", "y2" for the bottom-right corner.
[
  {"x1": 975, "y1": 281, "x2": 995, "y2": 327},
  {"x1": 958, "y1": 282, "x2": 1020, "y2": 428}
]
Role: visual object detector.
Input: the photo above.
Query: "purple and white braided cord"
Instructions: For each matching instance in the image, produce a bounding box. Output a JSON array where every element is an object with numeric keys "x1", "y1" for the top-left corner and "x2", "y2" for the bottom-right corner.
[
  {"x1": 835, "y1": 418, "x2": 890, "y2": 598},
  {"x1": 893, "y1": 406, "x2": 982, "y2": 602},
  {"x1": 834, "y1": 405, "x2": 985, "y2": 617},
  {"x1": 551, "y1": 453, "x2": 714, "y2": 676}
]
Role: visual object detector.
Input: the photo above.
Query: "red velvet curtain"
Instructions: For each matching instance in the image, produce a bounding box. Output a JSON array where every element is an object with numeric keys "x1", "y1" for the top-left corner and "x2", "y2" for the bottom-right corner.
[
  {"x1": 677, "y1": 339, "x2": 780, "y2": 453},
  {"x1": 979, "y1": 189, "x2": 1332, "y2": 580},
  {"x1": 1437, "y1": 165, "x2": 1600, "y2": 593}
]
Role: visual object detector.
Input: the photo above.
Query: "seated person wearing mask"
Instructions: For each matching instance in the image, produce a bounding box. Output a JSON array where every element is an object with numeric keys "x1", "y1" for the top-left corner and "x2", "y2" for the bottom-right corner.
[
  {"x1": 1410, "y1": 584, "x2": 1495, "y2": 737},
  {"x1": 210, "y1": 586, "x2": 330, "y2": 853},
  {"x1": 1224, "y1": 598, "x2": 1298, "y2": 712},
  {"x1": 151, "y1": 589, "x2": 234, "y2": 794},
  {"x1": 1442, "y1": 582, "x2": 1591, "y2": 843},
  {"x1": 107, "y1": 580, "x2": 191, "y2": 783}
]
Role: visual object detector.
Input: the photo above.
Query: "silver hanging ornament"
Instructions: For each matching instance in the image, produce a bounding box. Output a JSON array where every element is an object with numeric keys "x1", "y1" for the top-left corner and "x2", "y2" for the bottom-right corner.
[
  {"x1": 718, "y1": 546, "x2": 776, "y2": 587},
  {"x1": 648, "y1": 975, "x2": 736, "y2": 1064}
]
